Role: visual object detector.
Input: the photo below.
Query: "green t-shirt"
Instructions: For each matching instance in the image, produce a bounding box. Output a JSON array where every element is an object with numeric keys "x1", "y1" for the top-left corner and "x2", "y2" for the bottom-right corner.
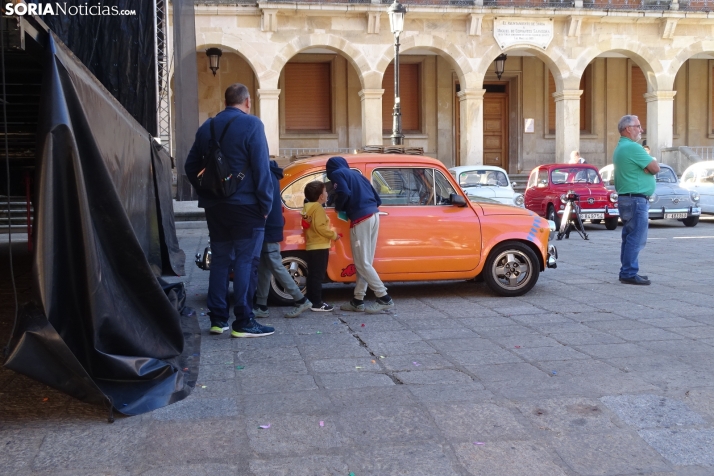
[{"x1": 612, "y1": 137, "x2": 656, "y2": 196}]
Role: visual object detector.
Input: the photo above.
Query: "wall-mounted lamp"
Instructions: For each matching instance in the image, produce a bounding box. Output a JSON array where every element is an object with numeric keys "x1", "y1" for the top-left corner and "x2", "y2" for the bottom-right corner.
[
  {"x1": 494, "y1": 53, "x2": 507, "y2": 80},
  {"x1": 206, "y1": 48, "x2": 223, "y2": 76}
]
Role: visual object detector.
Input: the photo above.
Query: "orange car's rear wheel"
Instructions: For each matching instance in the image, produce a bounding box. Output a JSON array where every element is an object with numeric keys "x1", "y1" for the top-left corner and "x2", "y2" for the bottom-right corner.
[
  {"x1": 269, "y1": 253, "x2": 308, "y2": 305},
  {"x1": 483, "y1": 242, "x2": 540, "y2": 297}
]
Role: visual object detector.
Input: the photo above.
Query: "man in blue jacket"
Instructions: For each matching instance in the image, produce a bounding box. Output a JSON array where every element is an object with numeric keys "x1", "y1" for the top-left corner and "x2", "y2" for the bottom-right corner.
[
  {"x1": 326, "y1": 156, "x2": 394, "y2": 313},
  {"x1": 185, "y1": 83, "x2": 275, "y2": 337}
]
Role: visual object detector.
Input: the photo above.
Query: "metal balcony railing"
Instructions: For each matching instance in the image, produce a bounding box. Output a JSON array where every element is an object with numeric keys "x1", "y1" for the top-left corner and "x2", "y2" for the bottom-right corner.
[{"x1": 196, "y1": 0, "x2": 701, "y2": 11}]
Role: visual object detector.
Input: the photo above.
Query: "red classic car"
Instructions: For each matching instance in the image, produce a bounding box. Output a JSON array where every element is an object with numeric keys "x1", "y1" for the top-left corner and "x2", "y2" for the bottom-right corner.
[{"x1": 524, "y1": 164, "x2": 619, "y2": 230}]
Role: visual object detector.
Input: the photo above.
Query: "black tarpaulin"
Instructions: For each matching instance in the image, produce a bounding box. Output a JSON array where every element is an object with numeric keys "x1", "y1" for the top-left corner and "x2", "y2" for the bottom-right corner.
[
  {"x1": 3, "y1": 33, "x2": 198, "y2": 416},
  {"x1": 37, "y1": 0, "x2": 157, "y2": 135}
]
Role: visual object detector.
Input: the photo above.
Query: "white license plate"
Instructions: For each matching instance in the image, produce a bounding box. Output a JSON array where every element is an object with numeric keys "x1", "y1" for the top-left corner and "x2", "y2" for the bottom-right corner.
[
  {"x1": 580, "y1": 213, "x2": 605, "y2": 220},
  {"x1": 664, "y1": 212, "x2": 688, "y2": 219}
]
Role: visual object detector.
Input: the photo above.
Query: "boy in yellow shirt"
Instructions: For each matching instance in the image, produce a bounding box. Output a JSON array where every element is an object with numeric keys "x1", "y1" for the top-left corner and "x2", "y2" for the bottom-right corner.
[{"x1": 286, "y1": 181, "x2": 340, "y2": 317}]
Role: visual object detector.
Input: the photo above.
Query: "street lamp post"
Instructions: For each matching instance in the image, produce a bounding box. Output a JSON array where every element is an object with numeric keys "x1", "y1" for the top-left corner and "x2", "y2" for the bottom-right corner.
[{"x1": 388, "y1": 1, "x2": 406, "y2": 146}]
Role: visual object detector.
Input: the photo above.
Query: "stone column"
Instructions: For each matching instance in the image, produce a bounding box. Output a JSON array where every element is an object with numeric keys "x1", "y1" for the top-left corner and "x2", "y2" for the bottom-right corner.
[
  {"x1": 458, "y1": 89, "x2": 485, "y2": 166},
  {"x1": 359, "y1": 89, "x2": 384, "y2": 147},
  {"x1": 553, "y1": 90, "x2": 582, "y2": 163},
  {"x1": 257, "y1": 89, "x2": 280, "y2": 157},
  {"x1": 644, "y1": 91, "x2": 676, "y2": 160}
]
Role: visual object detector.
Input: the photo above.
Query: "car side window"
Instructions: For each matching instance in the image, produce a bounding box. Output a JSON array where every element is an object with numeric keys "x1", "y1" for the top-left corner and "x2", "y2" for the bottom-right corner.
[
  {"x1": 372, "y1": 168, "x2": 435, "y2": 206},
  {"x1": 434, "y1": 170, "x2": 457, "y2": 205},
  {"x1": 537, "y1": 169, "x2": 549, "y2": 187},
  {"x1": 527, "y1": 170, "x2": 537, "y2": 189},
  {"x1": 682, "y1": 170, "x2": 695, "y2": 183},
  {"x1": 281, "y1": 172, "x2": 328, "y2": 209}
]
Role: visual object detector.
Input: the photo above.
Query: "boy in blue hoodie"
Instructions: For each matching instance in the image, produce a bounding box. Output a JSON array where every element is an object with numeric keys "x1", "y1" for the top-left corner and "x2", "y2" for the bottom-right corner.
[
  {"x1": 325, "y1": 156, "x2": 394, "y2": 313},
  {"x1": 254, "y1": 160, "x2": 312, "y2": 318}
]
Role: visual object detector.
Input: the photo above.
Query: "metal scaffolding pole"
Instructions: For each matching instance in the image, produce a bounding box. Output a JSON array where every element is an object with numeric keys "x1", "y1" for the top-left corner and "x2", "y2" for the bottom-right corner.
[{"x1": 155, "y1": 0, "x2": 171, "y2": 155}]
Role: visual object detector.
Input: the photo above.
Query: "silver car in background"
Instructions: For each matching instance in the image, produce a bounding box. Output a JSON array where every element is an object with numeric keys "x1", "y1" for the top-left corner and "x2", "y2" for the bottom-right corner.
[
  {"x1": 680, "y1": 160, "x2": 714, "y2": 214},
  {"x1": 600, "y1": 163, "x2": 701, "y2": 227}
]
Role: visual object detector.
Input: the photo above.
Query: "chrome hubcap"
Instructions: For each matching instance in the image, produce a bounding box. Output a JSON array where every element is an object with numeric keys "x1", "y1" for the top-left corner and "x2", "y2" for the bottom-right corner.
[{"x1": 493, "y1": 250, "x2": 532, "y2": 289}]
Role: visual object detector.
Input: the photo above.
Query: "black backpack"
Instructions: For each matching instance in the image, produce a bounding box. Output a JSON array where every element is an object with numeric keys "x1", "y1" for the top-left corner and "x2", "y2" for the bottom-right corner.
[{"x1": 195, "y1": 117, "x2": 246, "y2": 199}]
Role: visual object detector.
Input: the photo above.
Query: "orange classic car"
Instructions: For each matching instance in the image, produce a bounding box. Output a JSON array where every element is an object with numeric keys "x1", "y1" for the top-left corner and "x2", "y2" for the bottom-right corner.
[{"x1": 262, "y1": 154, "x2": 557, "y2": 302}]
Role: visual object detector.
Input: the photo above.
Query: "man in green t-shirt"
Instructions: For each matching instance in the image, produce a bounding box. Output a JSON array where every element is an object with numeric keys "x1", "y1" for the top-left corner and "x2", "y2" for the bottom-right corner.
[{"x1": 612, "y1": 115, "x2": 660, "y2": 285}]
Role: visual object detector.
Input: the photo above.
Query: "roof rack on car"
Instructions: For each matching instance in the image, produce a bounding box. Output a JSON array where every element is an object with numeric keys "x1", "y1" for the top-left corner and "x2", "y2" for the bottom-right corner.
[{"x1": 359, "y1": 145, "x2": 424, "y2": 155}]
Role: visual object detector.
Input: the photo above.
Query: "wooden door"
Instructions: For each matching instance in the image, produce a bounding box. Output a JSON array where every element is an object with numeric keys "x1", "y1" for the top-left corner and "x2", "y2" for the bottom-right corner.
[{"x1": 483, "y1": 93, "x2": 508, "y2": 169}]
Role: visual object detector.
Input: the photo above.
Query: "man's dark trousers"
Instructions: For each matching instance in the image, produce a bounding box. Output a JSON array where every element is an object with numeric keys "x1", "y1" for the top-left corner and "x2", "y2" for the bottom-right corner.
[{"x1": 205, "y1": 204, "x2": 265, "y2": 329}]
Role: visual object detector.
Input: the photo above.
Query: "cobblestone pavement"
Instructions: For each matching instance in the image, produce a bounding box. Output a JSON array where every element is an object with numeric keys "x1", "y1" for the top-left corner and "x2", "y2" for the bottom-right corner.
[{"x1": 2, "y1": 217, "x2": 714, "y2": 475}]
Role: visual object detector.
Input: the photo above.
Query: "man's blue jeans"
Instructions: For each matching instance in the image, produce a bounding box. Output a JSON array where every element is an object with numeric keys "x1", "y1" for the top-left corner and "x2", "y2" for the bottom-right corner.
[
  {"x1": 207, "y1": 228, "x2": 264, "y2": 329},
  {"x1": 618, "y1": 196, "x2": 649, "y2": 279}
]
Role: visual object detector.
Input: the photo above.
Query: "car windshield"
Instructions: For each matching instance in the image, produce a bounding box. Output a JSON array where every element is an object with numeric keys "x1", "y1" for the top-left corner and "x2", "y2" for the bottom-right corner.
[
  {"x1": 656, "y1": 168, "x2": 678, "y2": 183},
  {"x1": 696, "y1": 168, "x2": 714, "y2": 183},
  {"x1": 551, "y1": 167, "x2": 601, "y2": 185},
  {"x1": 458, "y1": 170, "x2": 508, "y2": 187}
]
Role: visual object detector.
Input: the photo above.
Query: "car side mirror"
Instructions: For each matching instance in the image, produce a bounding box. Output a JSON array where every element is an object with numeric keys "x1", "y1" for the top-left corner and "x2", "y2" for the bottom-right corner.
[
  {"x1": 450, "y1": 193, "x2": 467, "y2": 207},
  {"x1": 511, "y1": 181, "x2": 517, "y2": 188}
]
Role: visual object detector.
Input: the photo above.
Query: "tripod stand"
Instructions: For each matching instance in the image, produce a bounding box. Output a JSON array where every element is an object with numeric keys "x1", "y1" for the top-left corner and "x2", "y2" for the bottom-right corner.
[{"x1": 557, "y1": 194, "x2": 589, "y2": 240}]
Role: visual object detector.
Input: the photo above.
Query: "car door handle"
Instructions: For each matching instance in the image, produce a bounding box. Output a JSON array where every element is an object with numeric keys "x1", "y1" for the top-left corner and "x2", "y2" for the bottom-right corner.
[{"x1": 378, "y1": 211, "x2": 389, "y2": 216}]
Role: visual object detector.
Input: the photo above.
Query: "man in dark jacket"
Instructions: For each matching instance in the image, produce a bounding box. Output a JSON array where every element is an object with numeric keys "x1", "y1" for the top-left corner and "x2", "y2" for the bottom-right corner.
[
  {"x1": 326, "y1": 156, "x2": 394, "y2": 313},
  {"x1": 185, "y1": 83, "x2": 275, "y2": 337},
  {"x1": 253, "y1": 161, "x2": 312, "y2": 318}
]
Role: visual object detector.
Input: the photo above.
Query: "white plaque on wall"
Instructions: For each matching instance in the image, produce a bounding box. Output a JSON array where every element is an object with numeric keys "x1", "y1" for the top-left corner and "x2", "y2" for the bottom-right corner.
[{"x1": 494, "y1": 18, "x2": 554, "y2": 50}]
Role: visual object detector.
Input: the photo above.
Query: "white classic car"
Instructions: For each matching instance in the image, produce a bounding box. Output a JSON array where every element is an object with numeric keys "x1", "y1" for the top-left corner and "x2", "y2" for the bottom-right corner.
[
  {"x1": 449, "y1": 165, "x2": 524, "y2": 207},
  {"x1": 680, "y1": 160, "x2": 714, "y2": 214}
]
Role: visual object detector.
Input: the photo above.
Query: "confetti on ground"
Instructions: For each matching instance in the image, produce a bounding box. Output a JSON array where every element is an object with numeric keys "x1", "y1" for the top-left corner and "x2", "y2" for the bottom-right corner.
[
  {"x1": 474, "y1": 442, "x2": 485, "y2": 445},
  {"x1": 200, "y1": 313, "x2": 205, "y2": 316},
  {"x1": 361, "y1": 324, "x2": 365, "y2": 327},
  {"x1": 183, "y1": 367, "x2": 188, "y2": 371},
  {"x1": 380, "y1": 356, "x2": 385, "y2": 359},
  {"x1": 413, "y1": 361, "x2": 421, "y2": 366},
  {"x1": 259, "y1": 424, "x2": 271, "y2": 429},
  {"x1": 236, "y1": 366, "x2": 245, "y2": 370},
  {"x1": 551, "y1": 370, "x2": 557, "y2": 375},
  {"x1": 201, "y1": 385, "x2": 207, "y2": 389},
  {"x1": 42, "y1": 398, "x2": 48, "y2": 402},
  {"x1": 371, "y1": 360, "x2": 376, "y2": 364},
  {"x1": 514, "y1": 345, "x2": 521, "y2": 348},
  {"x1": 319, "y1": 421, "x2": 324, "y2": 427},
  {"x1": 316, "y1": 331, "x2": 322, "y2": 334},
  {"x1": 349, "y1": 473, "x2": 355, "y2": 476},
  {"x1": 355, "y1": 366, "x2": 363, "y2": 369}
]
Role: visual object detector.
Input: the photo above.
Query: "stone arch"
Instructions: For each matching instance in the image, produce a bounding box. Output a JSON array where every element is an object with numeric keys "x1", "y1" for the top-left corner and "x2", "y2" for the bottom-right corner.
[
  {"x1": 574, "y1": 44, "x2": 664, "y2": 91},
  {"x1": 373, "y1": 34, "x2": 472, "y2": 90},
  {"x1": 196, "y1": 43, "x2": 265, "y2": 89},
  {"x1": 266, "y1": 34, "x2": 372, "y2": 90},
  {"x1": 667, "y1": 40, "x2": 714, "y2": 88},
  {"x1": 473, "y1": 44, "x2": 571, "y2": 90}
]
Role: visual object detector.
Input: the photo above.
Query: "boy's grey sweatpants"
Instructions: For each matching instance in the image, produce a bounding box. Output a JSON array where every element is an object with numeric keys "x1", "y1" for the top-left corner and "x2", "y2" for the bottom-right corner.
[
  {"x1": 255, "y1": 242, "x2": 304, "y2": 306},
  {"x1": 350, "y1": 213, "x2": 387, "y2": 300}
]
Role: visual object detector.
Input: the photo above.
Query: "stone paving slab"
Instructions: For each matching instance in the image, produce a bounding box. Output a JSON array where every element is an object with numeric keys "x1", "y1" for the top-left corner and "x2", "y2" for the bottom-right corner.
[{"x1": 3, "y1": 219, "x2": 714, "y2": 474}]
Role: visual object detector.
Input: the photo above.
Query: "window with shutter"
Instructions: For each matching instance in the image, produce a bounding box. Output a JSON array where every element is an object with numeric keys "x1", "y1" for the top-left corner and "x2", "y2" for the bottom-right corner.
[
  {"x1": 631, "y1": 66, "x2": 647, "y2": 133},
  {"x1": 284, "y1": 63, "x2": 332, "y2": 132},
  {"x1": 382, "y1": 63, "x2": 421, "y2": 133}
]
